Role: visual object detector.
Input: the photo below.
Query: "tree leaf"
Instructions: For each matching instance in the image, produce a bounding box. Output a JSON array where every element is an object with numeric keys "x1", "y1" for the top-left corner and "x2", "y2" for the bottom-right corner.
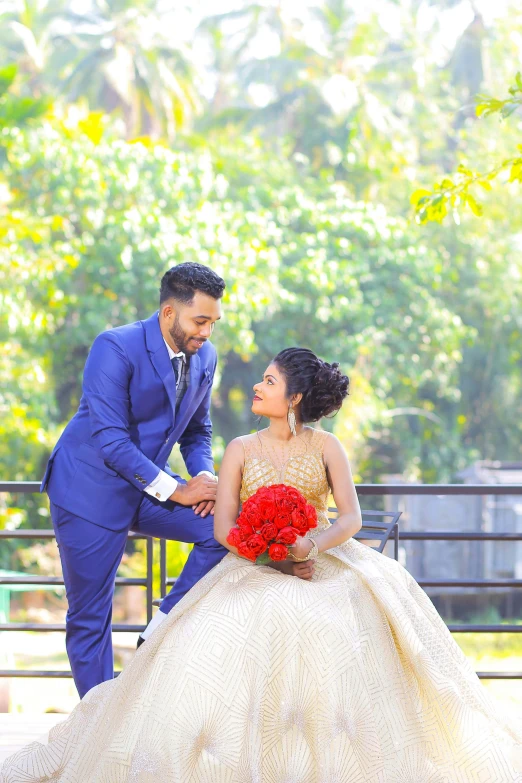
[
  {"x1": 509, "y1": 160, "x2": 522, "y2": 183},
  {"x1": 410, "y1": 188, "x2": 431, "y2": 207},
  {"x1": 0, "y1": 64, "x2": 18, "y2": 97},
  {"x1": 78, "y1": 112, "x2": 105, "y2": 145},
  {"x1": 464, "y1": 193, "x2": 483, "y2": 217}
]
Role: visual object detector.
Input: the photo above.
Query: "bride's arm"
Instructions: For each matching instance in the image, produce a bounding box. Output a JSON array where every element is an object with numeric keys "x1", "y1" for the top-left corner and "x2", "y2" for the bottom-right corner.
[
  {"x1": 323, "y1": 434, "x2": 362, "y2": 547},
  {"x1": 291, "y1": 434, "x2": 362, "y2": 558},
  {"x1": 213, "y1": 438, "x2": 244, "y2": 552}
]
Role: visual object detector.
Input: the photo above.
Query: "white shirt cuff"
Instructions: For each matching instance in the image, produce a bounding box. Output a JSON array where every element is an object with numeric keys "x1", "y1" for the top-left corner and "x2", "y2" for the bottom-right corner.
[
  {"x1": 144, "y1": 470, "x2": 178, "y2": 502},
  {"x1": 141, "y1": 609, "x2": 168, "y2": 640},
  {"x1": 197, "y1": 470, "x2": 217, "y2": 480}
]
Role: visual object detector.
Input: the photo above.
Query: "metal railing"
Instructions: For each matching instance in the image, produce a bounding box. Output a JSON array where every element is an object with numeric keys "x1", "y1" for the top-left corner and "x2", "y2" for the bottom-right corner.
[
  {"x1": 0, "y1": 524, "x2": 153, "y2": 679},
  {"x1": 1, "y1": 481, "x2": 522, "y2": 681}
]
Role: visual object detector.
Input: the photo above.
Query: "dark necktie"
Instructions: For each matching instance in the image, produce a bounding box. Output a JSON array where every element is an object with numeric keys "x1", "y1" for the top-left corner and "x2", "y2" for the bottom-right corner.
[{"x1": 172, "y1": 356, "x2": 182, "y2": 386}]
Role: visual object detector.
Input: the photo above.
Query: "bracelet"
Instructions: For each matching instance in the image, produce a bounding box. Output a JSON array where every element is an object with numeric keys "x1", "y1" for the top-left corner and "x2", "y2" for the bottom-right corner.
[{"x1": 289, "y1": 538, "x2": 319, "y2": 562}]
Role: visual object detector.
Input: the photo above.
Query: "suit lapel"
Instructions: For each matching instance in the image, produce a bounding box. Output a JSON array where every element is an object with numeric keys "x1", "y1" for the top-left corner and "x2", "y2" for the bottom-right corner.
[{"x1": 143, "y1": 312, "x2": 177, "y2": 417}]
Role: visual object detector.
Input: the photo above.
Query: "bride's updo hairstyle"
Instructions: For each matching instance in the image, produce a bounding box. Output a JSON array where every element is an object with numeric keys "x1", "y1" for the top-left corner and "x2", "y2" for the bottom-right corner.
[{"x1": 272, "y1": 347, "x2": 349, "y2": 422}]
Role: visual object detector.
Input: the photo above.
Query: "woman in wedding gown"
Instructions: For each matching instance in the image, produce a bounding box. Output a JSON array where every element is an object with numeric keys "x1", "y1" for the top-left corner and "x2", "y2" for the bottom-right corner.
[{"x1": 2, "y1": 347, "x2": 522, "y2": 782}]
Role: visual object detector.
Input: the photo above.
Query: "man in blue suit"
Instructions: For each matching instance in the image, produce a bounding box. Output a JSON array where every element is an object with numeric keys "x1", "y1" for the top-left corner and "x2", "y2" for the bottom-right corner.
[{"x1": 42, "y1": 262, "x2": 227, "y2": 697}]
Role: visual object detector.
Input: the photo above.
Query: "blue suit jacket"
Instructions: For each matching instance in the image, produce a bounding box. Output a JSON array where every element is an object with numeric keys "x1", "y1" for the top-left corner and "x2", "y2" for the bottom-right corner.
[{"x1": 42, "y1": 312, "x2": 217, "y2": 530}]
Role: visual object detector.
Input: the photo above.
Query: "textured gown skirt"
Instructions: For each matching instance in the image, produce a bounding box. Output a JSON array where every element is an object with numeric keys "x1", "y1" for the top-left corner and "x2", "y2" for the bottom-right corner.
[{"x1": 2, "y1": 429, "x2": 522, "y2": 782}]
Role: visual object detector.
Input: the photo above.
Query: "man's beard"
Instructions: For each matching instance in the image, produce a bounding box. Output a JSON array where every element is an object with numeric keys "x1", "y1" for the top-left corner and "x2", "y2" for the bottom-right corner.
[{"x1": 169, "y1": 313, "x2": 195, "y2": 355}]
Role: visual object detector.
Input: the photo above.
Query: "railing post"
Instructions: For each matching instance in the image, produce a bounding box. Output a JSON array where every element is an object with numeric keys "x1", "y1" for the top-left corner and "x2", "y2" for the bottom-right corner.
[
  {"x1": 146, "y1": 536, "x2": 153, "y2": 624},
  {"x1": 160, "y1": 539, "x2": 167, "y2": 599}
]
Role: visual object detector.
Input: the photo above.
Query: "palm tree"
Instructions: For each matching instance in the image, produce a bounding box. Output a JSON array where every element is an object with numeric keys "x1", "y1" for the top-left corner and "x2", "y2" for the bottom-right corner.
[
  {"x1": 0, "y1": 0, "x2": 68, "y2": 97},
  {"x1": 197, "y1": 3, "x2": 320, "y2": 138},
  {"x1": 0, "y1": 0, "x2": 203, "y2": 138},
  {"x1": 51, "y1": 0, "x2": 202, "y2": 139},
  {"x1": 197, "y1": 1, "x2": 385, "y2": 177}
]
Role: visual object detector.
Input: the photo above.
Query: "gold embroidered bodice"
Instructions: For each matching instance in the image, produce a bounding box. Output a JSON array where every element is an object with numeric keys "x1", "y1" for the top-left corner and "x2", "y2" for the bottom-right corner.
[{"x1": 239, "y1": 427, "x2": 332, "y2": 534}]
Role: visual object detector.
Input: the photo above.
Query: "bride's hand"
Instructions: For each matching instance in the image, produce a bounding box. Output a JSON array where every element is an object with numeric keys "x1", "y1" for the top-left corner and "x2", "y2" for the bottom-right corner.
[
  {"x1": 289, "y1": 536, "x2": 313, "y2": 561},
  {"x1": 291, "y1": 561, "x2": 315, "y2": 580},
  {"x1": 268, "y1": 560, "x2": 315, "y2": 580}
]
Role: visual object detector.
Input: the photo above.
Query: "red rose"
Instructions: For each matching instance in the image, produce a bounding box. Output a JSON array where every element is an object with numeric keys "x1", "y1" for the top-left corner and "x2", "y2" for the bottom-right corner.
[
  {"x1": 261, "y1": 486, "x2": 277, "y2": 500},
  {"x1": 305, "y1": 504, "x2": 318, "y2": 529},
  {"x1": 237, "y1": 541, "x2": 257, "y2": 561},
  {"x1": 258, "y1": 495, "x2": 278, "y2": 521},
  {"x1": 290, "y1": 490, "x2": 308, "y2": 512},
  {"x1": 242, "y1": 495, "x2": 256, "y2": 511},
  {"x1": 256, "y1": 486, "x2": 274, "y2": 499},
  {"x1": 291, "y1": 508, "x2": 309, "y2": 533},
  {"x1": 246, "y1": 503, "x2": 259, "y2": 518},
  {"x1": 243, "y1": 533, "x2": 268, "y2": 559},
  {"x1": 277, "y1": 526, "x2": 298, "y2": 546},
  {"x1": 239, "y1": 525, "x2": 255, "y2": 542},
  {"x1": 277, "y1": 494, "x2": 294, "y2": 514},
  {"x1": 259, "y1": 522, "x2": 278, "y2": 542},
  {"x1": 226, "y1": 527, "x2": 242, "y2": 548},
  {"x1": 268, "y1": 543, "x2": 289, "y2": 561},
  {"x1": 237, "y1": 511, "x2": 252, "y2": 529},
  {"x1": 274, "y1": 512, "x2": 293, "y2": 530},
  {"x1": 285, "y1": 487, "x2": 302, "y2": 503}
]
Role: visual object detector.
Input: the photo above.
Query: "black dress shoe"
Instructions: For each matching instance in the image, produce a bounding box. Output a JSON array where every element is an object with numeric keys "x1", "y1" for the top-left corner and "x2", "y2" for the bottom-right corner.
[{"x1": 137, "y1": 635, "x2": 145, "y2": 649}]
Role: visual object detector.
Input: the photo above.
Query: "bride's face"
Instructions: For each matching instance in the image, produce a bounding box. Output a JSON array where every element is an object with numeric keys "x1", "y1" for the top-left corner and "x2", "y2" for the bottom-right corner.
[{"x1": 251, "y1": 363, "x2": 289, "y2": 418}]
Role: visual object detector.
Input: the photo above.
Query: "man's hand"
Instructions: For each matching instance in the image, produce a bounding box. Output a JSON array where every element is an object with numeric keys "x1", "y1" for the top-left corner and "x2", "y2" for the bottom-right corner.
[
  {"x1": 268, "y1": 560, "x2": 316, "y2": 581},
  {"x1": 192, "y1": 473, "x2": 218, "y2": 517},
  {"x1": 169, "y1": 475, "x2": 217, "y2": 508},
  {"x1": 192, "y1": 500, "x2": 215, "y2": 518}
]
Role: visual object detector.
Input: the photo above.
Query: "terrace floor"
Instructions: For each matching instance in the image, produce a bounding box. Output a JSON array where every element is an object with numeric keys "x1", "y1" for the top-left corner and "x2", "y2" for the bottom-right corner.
[{"x1": 0, "y1": 713, "x2": 68, "y2": 763}]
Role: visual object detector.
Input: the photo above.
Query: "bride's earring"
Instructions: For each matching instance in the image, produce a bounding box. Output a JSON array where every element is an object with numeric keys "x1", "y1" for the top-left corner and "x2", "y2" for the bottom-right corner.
[{"x1": 288, "y1": 403, "x2": 297, "y2": 437}]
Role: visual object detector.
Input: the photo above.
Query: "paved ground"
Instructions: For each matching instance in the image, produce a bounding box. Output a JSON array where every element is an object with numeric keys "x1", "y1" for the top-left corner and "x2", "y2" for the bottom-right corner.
[{"x1": 0, "y1": 713, "x2": 68, "y2": 764}]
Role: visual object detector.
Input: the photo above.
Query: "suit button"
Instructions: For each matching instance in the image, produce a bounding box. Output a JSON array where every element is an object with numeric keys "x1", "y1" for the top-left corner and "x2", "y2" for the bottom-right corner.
[
  {"x1": 165, "y1": 437, "x2": 169, "y2": 444},
  {"x1": 134, "y1": 473, "x2": 140, "y2": 479}
]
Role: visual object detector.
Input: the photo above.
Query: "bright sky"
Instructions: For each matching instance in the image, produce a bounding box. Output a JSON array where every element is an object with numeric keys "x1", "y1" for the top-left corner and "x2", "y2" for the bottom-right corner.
[
  {"x1": 176, "y1": 0, "x2": 515, "y2": 104},
  {"x1": 184, "y1": 0, "x2": 515, "y2": 64},
  {"x1": 190, "y1": 0, "x2": 513, "y2": 41},
  {"x1": 70, "y1": 0, "x2": 513, "y2": 59},
  {"x1": 68, "y1": 0, "x2": 517, "y2": 97}
]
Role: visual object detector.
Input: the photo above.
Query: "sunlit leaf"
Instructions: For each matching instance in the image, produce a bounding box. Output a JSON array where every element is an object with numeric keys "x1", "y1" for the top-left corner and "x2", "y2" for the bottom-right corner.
[
  {"x1": 409, "y1": 188, "x2": 431, "y2": 207},
  {"x1": 78, "y1": 112, "x2": 105, "y2": 145},
  {"x1": 464, "y1": 193, "x2": 483, "y2": 217}
]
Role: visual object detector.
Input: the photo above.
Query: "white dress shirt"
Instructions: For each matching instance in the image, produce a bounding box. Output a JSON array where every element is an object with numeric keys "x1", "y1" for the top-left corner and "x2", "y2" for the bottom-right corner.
[{"x1": 144, "y1": 337, "x2": 215, "y2": 502}]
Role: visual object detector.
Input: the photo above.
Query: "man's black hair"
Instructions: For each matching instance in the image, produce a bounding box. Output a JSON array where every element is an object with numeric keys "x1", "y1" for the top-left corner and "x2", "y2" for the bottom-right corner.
[{"x1": 160, "y1": 262, "x2": 225, "y2": 305}]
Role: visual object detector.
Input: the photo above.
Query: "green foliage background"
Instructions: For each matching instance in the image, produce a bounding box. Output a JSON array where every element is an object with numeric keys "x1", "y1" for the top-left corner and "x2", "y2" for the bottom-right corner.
[{"x1": 1, "y1": 1, "x2": 521, "y2": 579}]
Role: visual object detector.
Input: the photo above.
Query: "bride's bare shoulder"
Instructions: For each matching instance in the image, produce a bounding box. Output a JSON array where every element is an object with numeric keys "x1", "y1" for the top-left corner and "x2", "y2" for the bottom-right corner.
[
  {"x1": 224, "y1": 432, "x2": 261, "y2": 462},
  {"x1": 321, "y1": 431, "x2": 351, "y2": 466},
  {"x1": 239, "y1": 431, "x2": 265, "y2": 443}
]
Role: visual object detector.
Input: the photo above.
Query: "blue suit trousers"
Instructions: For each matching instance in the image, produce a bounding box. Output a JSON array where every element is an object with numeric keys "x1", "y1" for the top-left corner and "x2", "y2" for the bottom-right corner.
[{"x1": 51, "y1": 497, "x2": 226, "y2": 698}]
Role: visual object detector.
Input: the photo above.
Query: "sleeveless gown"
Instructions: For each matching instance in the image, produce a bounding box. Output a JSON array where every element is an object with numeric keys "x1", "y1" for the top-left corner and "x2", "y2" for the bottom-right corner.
[{"x1": 2, "y1": 428, "x2": 522, "y2": 782}]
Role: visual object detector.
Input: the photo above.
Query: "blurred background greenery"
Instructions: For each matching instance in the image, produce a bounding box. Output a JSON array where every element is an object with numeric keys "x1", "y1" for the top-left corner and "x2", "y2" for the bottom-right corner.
[{"x1": 0, "y1": 0, "x2": 521, "y2": 712}]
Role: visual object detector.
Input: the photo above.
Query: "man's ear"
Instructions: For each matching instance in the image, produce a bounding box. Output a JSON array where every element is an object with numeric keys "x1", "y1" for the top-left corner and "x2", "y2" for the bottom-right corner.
[{"x1": 160, "y1": 301, "x2": 176, "y2": 321}]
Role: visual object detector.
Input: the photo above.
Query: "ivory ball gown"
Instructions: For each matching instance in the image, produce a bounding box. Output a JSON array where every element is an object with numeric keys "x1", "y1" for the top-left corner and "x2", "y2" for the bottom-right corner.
[{"x1": 2, "y1": 428, "x2": 522, "y2": 782}]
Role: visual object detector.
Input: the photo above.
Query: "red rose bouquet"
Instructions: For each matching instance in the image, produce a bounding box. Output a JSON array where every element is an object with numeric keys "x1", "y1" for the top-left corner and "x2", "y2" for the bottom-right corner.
[{"x1": 227, "y1": 484, "x2": 318, "y2": 563}]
